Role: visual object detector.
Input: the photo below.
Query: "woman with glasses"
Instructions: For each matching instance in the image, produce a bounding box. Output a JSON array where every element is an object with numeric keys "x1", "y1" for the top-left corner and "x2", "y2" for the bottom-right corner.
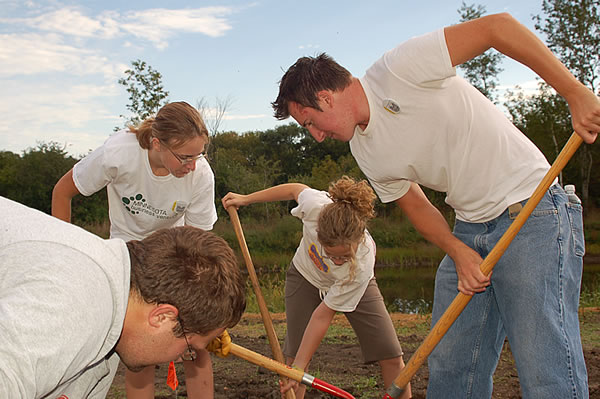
[
  {"x1": 222, "y1": 176, "x2": 410, "y2": 399},
  {"x1": 52, "y1": 101, "x2": 218, "y2": 399}
]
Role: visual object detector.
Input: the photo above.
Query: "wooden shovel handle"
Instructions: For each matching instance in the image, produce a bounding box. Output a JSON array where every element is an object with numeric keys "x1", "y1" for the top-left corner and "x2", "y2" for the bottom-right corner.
[
  {"x1": 230, "y1": 343, "x2": 304, "y2": 381},
  {"x1": 388, "y1": 132, "x2": 583, "y2": 396},
  {"x1": 226, "y1": 207, "x2": 296, "y2": 399},
  {"x1": 230, "y1": 343, "x2": 356, "y2": 399}
]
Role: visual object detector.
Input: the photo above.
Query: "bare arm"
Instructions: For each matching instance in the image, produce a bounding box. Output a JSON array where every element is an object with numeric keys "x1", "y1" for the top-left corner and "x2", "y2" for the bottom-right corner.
[
  {"x1": 444, "y1": 12, "x2": 600, "y2": 143},
  {"x1": 395, "y1": 183, "x2": 489, "y2": 295},
  {"x1": 292, "y1": 302, "x2": 335, "y2": 370},
  {"x1": 281, "y1": 302, "x2": 335, "y2": 394},
  {"x1": 183, "y1": 349, "x2": 214, "y2": 399},
  {"x1": 221, "y1": 183, "x2": 309, "y2": 209},
  {"x1": 51, "y1": 168, "x2": 81, "y2": 223}
]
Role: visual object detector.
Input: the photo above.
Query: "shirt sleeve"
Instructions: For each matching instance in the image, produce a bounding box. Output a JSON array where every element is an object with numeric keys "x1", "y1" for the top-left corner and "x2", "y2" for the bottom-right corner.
[
  {"x1": 383, "y1": 28, "x2": 455, "y2": 85},
  {"x1": 72, "y1": 143, "x2": 116, "y2": 197},
  {"x1": 184, "y1": 159, "x2": 218, "y2": 230},
  {"x1": 367, "y1": 177, "x2": 412, "y2": 204},
  {"x1": 290, "y1": 189, "x2": 330, "y2": 222}
]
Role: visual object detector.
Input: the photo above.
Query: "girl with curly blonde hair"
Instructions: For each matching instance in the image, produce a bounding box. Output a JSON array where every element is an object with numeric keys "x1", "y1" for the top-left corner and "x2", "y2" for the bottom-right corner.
[{"x1": 222, "y1": 176, "x2": 410, "y2": 399}]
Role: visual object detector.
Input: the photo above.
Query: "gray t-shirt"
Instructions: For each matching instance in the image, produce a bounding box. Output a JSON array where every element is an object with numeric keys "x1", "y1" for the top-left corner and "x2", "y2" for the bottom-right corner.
[{"x1": 0, "y1": 197, "x2": 130, "y2": 398}]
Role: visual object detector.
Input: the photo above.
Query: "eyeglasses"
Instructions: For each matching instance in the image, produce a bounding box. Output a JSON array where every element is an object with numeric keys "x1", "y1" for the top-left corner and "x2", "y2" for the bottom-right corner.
[
  {"x1": 322, "y1": 253, "x2": 354, "y2": 263},
  {"x1": 178, "y1": 317, "x2": 197, "y2": 361},
  {"x1": 320, "y1": 241, "x2": 368, "y2": 264},
  {"x1": 159, "y1": 139, "x2": 205, "y2": 165},
  {"x1": 320, "y1": 245, "x2": 354, "y2": 263}
]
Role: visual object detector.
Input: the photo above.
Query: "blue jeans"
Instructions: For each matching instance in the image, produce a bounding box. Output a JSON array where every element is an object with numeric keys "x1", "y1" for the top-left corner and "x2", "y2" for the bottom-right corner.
[{"x1": 426, "y1": 185, "x2": 588, "y2": 398}]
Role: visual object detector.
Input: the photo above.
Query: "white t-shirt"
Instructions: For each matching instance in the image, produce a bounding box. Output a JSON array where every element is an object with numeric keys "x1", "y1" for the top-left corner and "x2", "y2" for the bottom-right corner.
[
  {"x1": 73, "y1": 130, "x2": 217, "y2": 241},
  {"x1": 291, "y1": 189, "x2": 375, "y2": 312},
  {"x1": 350, "y1": 28, "x2": 551, "y2": 223},
  {"x1": 0, "y1": 196, "x2": 130, "y2": 398}
]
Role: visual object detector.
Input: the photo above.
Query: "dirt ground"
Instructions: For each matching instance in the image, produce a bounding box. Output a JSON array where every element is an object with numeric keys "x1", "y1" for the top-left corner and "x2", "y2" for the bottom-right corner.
[{"x1": 108, "y1": 310, "x2": 600, "y2": 399}]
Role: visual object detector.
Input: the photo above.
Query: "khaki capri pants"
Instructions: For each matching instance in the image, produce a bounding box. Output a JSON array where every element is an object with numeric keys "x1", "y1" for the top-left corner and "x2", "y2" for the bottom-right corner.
[{"x1": 282, "y1": 262, "x2": 403, "y2": 363}]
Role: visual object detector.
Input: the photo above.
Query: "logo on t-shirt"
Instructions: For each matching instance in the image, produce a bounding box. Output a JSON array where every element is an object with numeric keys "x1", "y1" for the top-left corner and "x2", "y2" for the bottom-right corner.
[
  {"x1": 172, "y1": 200, "x2": 188, "y2": 214},
  {"x1": 383, "y1": 98, "x2": 401, "y2": 114},
  {"x1": 308, "y1": 243, "x2": 329, "y2": 273},
  {"x1": 121, "y1": 193, "x2": 171, "y2": 220},
  {"x1": 122, "y1": 194, "x2": 145, "y2": 214}
]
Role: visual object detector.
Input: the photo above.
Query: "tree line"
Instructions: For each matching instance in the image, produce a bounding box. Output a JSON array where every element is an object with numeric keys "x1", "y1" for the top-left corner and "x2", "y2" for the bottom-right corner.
[{"x1": 1, "y1": 113, "x2": 598, "y2": 228}]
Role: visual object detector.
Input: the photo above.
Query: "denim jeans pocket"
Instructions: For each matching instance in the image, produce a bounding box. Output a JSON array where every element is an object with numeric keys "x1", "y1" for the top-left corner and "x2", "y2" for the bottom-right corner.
[
  {"x1": 531, "y1": 208, "x2": 559, "y2": 217},
  {"x1": 566, "y1": 203, "x2": 585, "y2": 257}
]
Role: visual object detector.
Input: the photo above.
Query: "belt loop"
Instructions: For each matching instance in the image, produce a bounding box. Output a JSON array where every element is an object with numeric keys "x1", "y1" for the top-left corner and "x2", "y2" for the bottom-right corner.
[{"x1": 508, "y1": 203, "x2": 523, "y2": 220}]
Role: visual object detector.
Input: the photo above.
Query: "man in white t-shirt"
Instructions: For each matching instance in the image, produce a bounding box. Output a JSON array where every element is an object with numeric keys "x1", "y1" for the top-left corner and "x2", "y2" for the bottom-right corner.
[
  {"x1": 271, "y1": 13, "x2": 599, "y2": 399},
  {"x1": 0, "y1": 196, "x2": 245, "y2": 399}
]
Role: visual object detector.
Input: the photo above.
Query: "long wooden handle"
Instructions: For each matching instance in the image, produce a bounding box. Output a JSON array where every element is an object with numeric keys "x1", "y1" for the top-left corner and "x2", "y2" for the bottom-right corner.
[
  {"x1": 387, "y1": 133, "x2": 583, "y2": 396},
  {"x1": 229, "y1": 343, "x2": 356, "y2": 399},
  {"x1": 226, "y1": 207, "x2": 296, "y2": 399},
  {"x1": 230, "y1": 343, "x2": 304, "y2": 381}
]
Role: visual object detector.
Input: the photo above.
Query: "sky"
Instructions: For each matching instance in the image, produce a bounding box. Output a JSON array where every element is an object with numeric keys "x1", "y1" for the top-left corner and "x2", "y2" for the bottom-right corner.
[{"x1": 1, "y1": 0, "x2": 548, "y2": 157}]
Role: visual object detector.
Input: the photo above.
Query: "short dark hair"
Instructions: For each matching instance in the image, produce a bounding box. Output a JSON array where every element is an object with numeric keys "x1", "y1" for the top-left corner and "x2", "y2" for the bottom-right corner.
[
  {"x1": 272, "y1": 53, "x2": 352, "y2": 120},
  {"x1": 127, "y1": 226, "x2": 246, "y2": 336}
]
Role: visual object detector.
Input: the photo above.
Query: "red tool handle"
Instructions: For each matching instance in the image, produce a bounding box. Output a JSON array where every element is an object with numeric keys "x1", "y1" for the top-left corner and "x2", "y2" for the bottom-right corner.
[
  {"x1": 311, "y1": 377, "x2": 356, "y2": 399},
  {"x1": 229, "y1": 343, "x2": 354, "y2": 398}
]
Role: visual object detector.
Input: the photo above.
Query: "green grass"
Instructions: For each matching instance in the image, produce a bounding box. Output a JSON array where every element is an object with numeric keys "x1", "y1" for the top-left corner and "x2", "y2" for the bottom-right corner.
[
  {"x1": 351, "y1": 375, "x2": 380, "y2": 399},
  {"x1": 580, "y1": 284, "x2": 600, "y2": 308},
  {"x1": 244, "y1": 276, "x2": 286, "y2": 314},
  {"x1": 395, "y1": 320, "x2": 431, "y2": 337},
  {"x1": 376, "y1": 246, "x2": 445, "y2": 267},
  {"x1": 322, "y1": 324, "x2": 355, "y2": 345}
]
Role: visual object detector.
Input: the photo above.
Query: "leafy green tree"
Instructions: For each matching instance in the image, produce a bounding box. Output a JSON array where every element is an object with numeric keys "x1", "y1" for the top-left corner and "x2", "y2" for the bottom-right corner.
[
  {"x1": 0, "y1": 151, "x2": 20, "y2": 199},
  {"x1": 7, "y1": 142, "x2": 75, "y2": 213},
  {"x1": 117, "y1": 59, "x2": 169, "y2": 129},
  {"x1": 534, "y1": 0, "x2": 600, "y2": 92},
  {"x1": 249, "y1": 155, "x2": 284, "y2": 219},
  {"x1": 210, "y1": 143, "x2": 253, "y2": 198},
  {"x1": 211, "y1": 138, "x2": 285, "y2": 220},
  {"x1": 296, "y1": 127, "x2": 353, "y2": 176},
  {"x1": 254, "y1": 124, "x2": 305, "y2": 184},
  {"x1": 533, "y1": 0, "x2": 600, "y2": 206},
  {"x1": 0, "y1": 144, "x2": 109, "y2": 223},
  {"x1": 456, "y1": 2, "x2": 504, "y2": 102},
  {"x1": 304, "y1": 155, "x2": 344, "y2": 191}
]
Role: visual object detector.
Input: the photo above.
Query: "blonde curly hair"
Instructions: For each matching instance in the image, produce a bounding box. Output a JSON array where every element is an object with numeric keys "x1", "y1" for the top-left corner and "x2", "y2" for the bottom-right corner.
[{"x1": 317, "y1": 176, "x2": 376, "y2": 283}]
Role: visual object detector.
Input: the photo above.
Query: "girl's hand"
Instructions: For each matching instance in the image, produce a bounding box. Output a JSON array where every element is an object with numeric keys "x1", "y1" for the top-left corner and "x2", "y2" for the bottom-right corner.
[
  {"x1": 279, "y1": 378, "x2": 300, "y2": 396},
  {"x1": 221, "y1": 192, "x2": 249, "y2": 209}
]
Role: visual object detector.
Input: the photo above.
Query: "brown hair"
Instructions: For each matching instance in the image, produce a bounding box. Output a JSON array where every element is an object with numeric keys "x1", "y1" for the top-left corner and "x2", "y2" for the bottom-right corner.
[
  {"x1": 129, "y1": 101, "x2": 209, "y2": 150},
  {"x1": 317, "y1": 176, "x2": 376, "y2": 247},
  {"x1": 317, "y1": 176, "x2": 376, "y2": 283},
  {"x1": 272, "y1": 53, "x2": 352, "y2": 120},
  {"x1": 127, "y1": 226, "x2": 246, "y2": 336}
]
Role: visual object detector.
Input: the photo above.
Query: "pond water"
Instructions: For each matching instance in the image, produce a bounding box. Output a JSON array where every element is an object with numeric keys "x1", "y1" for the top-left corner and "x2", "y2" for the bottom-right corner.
[{"x1": 375, "y1": 262, "x2": 600, "y2": 314}]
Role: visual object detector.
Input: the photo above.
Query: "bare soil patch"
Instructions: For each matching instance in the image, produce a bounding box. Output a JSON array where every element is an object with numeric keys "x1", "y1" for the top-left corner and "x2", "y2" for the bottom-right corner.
[{"x1": 108, "y1": 310, "x2": 600, "y2": 399}]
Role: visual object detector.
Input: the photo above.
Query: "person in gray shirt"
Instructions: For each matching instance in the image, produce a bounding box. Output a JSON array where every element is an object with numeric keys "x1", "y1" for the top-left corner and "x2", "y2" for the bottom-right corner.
[{"x1": 0, "y1": 196, "x2": 246, "y2": 399}]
